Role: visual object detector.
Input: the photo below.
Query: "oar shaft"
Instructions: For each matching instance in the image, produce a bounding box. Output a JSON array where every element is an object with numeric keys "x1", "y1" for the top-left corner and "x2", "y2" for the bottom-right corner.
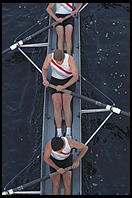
[
  {"x1": 15, "y1": 51, "x2": 129, "y2": 117},
  {"x1": 22, "y1": 14, "x2": 72, "y2": 43},
  {"x1": 48, "y1": 84, "x2": 130, "y2": 118},
  {"x1": 2, "y1": 166, "x2": 72, "y2": 195},
  {"x1": 2, "y1": 14, "x2": 72, "y2": 55},
  {"x1": 49, "y1": 84, "x2": 106, "y2": 107},
  {"x1": 120, "y1": 110, "x2": 130, "y2": 117},
  {"x1": 2, "y1": 47, "x2": 11, "y2": 55}
]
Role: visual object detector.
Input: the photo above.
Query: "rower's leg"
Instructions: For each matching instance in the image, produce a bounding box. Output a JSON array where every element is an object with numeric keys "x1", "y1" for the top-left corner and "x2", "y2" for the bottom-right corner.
[
  {"x1": 56, "y1": 25, "x2": 64, "y2": 51},
  {"x1": 65, "y1": 24, "x2": 73, "y2": 55},
  {"x1": 52, "y1": 174, "x2": 61, "y2": 195},
  {"x1": 52, "y1": 93, "x2": 63, "y2": 129},
  {"x1": 62, "y1": 170, "x2": 72, "y2": 195},
  {"x1": 62, "y1": 93, "x2": 72, "y2": 128}
]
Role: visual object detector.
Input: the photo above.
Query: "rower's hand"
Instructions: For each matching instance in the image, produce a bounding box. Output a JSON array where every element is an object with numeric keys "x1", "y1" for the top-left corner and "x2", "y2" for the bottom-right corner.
[
  {"x1": 71, "y1": 10, "x2": 77, "y2": 16},
  {"x1": 57, "y1": 168, "x2": 65, "y2": 174},
  {"x1": 72, "y1": 160, "x2": 79, "y2": 169},
  {"x1": 43, "y1": 79, "x2": 49, "y2": 87},
  {"x1": 56, "y1": 17, "x2": 63, "y2": 23},
  {"x1": 56, "y1": 85, "x2": 65, "y2": 92}
]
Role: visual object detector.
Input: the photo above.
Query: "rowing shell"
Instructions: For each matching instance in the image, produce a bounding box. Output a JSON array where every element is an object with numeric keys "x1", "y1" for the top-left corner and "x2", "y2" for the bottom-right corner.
[
  {"x1": 2, "y1": 3, "x2": 129, "y2": 195},
  {"x1": 40, "y1": 8, "x2": 82, "y2": 195}
]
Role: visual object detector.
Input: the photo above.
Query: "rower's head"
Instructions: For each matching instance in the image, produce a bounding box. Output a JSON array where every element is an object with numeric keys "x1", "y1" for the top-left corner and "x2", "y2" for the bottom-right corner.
[
  {"x1": 53, "y1": 49, "x2": 65, "y2": 63},
  {"x1": 51, "y1": 137, "x2": 64, "y2": 151}
]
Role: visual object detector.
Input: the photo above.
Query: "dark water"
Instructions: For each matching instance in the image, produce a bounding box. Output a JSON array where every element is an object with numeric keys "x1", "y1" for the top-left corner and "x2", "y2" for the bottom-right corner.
[{"x1": 2, "y1": 3, "x2": 130, "y2": 195}]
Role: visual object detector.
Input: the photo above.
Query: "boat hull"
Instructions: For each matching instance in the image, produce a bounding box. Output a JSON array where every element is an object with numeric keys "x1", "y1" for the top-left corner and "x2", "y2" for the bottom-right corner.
[{"x1": 40, "y1": 10, "x2": 81, "y2": 195}]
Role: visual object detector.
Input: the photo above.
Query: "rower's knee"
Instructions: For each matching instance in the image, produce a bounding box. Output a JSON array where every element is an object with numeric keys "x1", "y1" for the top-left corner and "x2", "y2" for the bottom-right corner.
[
  {"x1": 56, "y1": 27, "x2": 64, "y2": 41},
  {"x1": 64, "y1": 179, "x2": 71, "y2": 190},
  {"x1": 63, "y1": 101, "x2": 71, "y2": 112},
  {"x1": 53, "y1": 180, "x2": 60, "y2": 189},
  {"x1": 65, "y1": 34, "x2": 72, "y2": 43},
  {"x1": 52, "y1": 95, "x2": 63, "y2": 111},
  {"x1": 58, "y1": 33, "x2": 64, "y2": 41},
  {"x1": 63, "y1": 96, "x2": 72, "y2": 111},
  {"x1": 63, "y1": 172, "x2": 72, "y2": 190},
  {"x1": 54, "y1": 100, "x2": 62, "y2": 112},
  {"x1": 65, "y1": 25, "x2": 73, "y2": 42}
]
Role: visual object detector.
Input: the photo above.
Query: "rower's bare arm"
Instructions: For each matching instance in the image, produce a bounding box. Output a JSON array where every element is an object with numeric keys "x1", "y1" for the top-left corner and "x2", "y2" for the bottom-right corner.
[
  {"x1": 68, "y1": 138, "x2": 88, "y2": 168},
  {"x1": 46, "y1": 3, "x2": 57, "y2": 21},
  {"x1": 71, "y1": 3, "x2": 83, "y2": 16},
  {"x1": 42, "y1": 54, "x2": 51, "y2": 86},
  {"x1": 43, "y1": 141, "x2": 60, "y2": 171},
  {"x1": 76, "y1": 3, "x2": 83, "y2": 12},
  {"x1": 62, "y1": 56, "x2": 78, "y2": 89},
  {"x1": 69, "y1": 56, "x2": 78, "y2": 81}
]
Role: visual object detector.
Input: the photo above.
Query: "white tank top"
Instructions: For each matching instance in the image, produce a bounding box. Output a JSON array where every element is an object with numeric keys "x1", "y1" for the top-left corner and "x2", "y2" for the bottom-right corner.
[
  {"x1": 56, "y1": 3, "x2": 73, "y2": 14},
  {"x1": 50, "y1": 53, "x2": 72, "y2": 79},
  {"x1": 51, "y1": 137, "x2": 71, "y2": 160}
]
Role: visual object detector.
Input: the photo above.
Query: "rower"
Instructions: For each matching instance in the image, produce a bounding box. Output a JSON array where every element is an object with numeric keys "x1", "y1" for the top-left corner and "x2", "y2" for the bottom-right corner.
[
  {"x1": 46, "y1": 3, "x2": 83, "y2": 55},
  {"x1": 44, "y1": 136, "x2": 88, "y2": 195},
  {"x1": 42, "y1": 49, "x2": 78, "y2": 138}
]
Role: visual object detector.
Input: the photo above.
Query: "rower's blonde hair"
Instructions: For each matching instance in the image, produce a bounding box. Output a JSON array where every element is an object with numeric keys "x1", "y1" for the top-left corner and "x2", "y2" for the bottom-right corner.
[{"x1": 53, "y1": 49, "x2": 65, "y2": 61}]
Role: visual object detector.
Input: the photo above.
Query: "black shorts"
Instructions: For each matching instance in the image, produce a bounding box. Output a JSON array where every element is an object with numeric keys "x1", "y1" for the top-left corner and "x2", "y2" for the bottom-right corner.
[
  {"x1": 50, "y1": 154, "x2": 73, "y2": 173},
  {"x1": 55, "y1": 14, "x2": 74, "y2": 28},
  {"x1": 49, "y1": 76, "x2": 76, "y2": 95}
]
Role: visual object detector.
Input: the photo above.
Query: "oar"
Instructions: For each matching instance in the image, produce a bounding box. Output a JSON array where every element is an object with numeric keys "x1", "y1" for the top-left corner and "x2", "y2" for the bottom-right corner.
[
  {"x1": 2, "y1": 14, "x2": 72, "y2": 55},
  {"x1": 2, "y1": 166, "x2": 72, "y2": 195},
  {"x1": 14, "y1": 48, "x2": 130, "y2": 118},
  {"x1": 48, "y1": 84, "x2": 130, "y2": 118}
]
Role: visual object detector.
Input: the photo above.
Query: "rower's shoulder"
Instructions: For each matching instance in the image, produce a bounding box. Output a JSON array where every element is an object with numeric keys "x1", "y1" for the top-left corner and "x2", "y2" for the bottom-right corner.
[
  {"x1": 68, "y1": 54, "x2": 75, "y2": 62},
  {"x1": 67, "y1": 137, "x2": 78, "y2": 148},
  {"x1": 68, "y1": 137, "x2": 88, "y2": 149},
  {"x1": 45, "y1": 140, "x2": 52, "y2": 149},
  {"x1": 68, "y1": 54, "x2": 77, "y2": 66},
  {"x1": 47, "y1": 53, "x2": 52, "y2": 59},
  {"x1": 45, "y1": 53, "x2": 52, "y2": 62},
  {"x1": 47, "y1": 3, "x2": 55, "y2": 9}
]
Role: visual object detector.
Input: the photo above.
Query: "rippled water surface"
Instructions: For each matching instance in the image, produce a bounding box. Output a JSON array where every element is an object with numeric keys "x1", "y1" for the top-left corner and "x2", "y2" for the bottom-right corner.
[{"x1": 2, "y1": 3, "x2": 130, "y2": 195}]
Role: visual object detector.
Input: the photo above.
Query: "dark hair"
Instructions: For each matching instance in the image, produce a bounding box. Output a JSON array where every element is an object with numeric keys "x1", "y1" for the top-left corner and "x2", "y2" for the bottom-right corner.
[
  {"x1": 51, "y1": 137, "x2": 64, "y2": 151},
  {"x1": 53, "y1": 49, "x2": 65, "y2": 61}
]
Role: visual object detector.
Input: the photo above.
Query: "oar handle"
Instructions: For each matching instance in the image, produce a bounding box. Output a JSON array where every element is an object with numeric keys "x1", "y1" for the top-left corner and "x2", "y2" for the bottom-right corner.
[
  {"x1": 52, "y1": 14, "x2": 72, "y2": 27},
  {"x1": 2, "y1": 14, "x2": 72, "y2": 55},
  {"x1": 49, "y1": 165, "x2": 72, "y2": 178},
  {"x1": 49, "y1": 84, "x2": 72, "y2": 95},
  {"x1": 48, "y1": 84, "x2": 130, "y2": 118},
  {"x1": 23, "y1": 14, "x2": 72, "y2": 42},
  {"x1": 2, "y1": 166, "x2": 72, "y2": 195}
]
